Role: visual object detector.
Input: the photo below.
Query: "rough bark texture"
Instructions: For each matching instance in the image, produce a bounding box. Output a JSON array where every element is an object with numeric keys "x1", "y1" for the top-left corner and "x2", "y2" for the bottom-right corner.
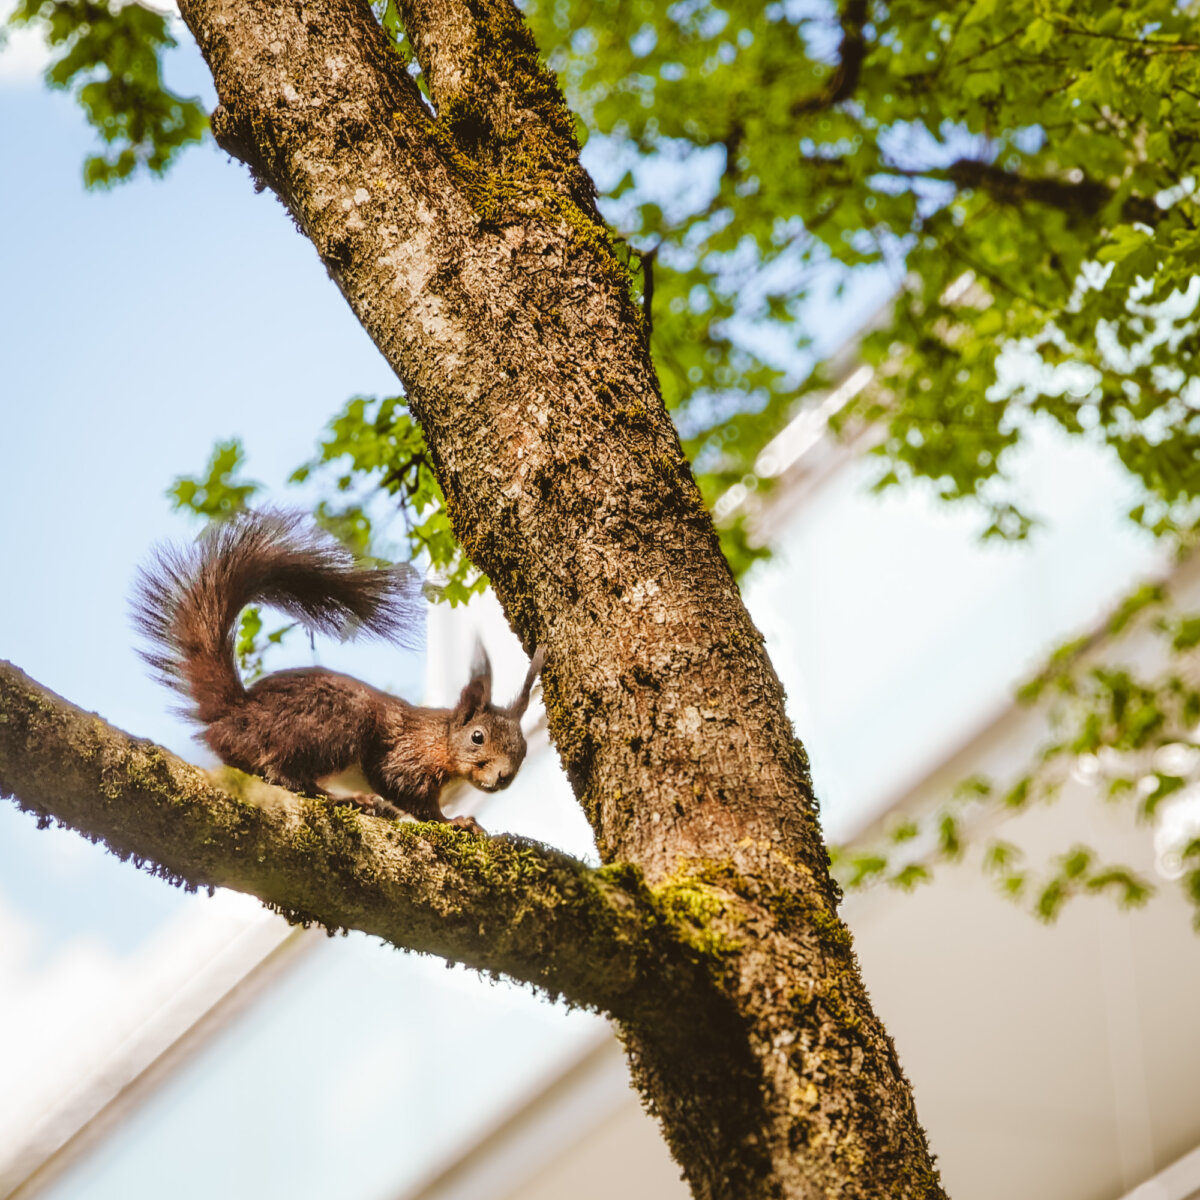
[{"x1": 0, "y1": 0, "x2": 948, "y2": 1196}]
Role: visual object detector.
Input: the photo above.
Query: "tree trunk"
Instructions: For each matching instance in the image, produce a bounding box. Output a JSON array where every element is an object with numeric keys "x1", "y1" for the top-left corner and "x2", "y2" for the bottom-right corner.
[{"x1": 2, "y1": 0, "x2": 947, "y2": 1194}]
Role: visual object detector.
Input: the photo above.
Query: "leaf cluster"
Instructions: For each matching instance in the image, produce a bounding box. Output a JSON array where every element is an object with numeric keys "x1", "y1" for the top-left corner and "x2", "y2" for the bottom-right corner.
[
  {"x1": 166, "y1": 396, "x2": 485, "y2": 673},
  {"x1": 289, "y1": 394, "x2": 486, "y2": 606},
  {"x1": 9, "y1": 0, "x2": 206, "y2": 185},
  {"x1": 521, "y1": 0, "x2": 1200, "y2": 548}
]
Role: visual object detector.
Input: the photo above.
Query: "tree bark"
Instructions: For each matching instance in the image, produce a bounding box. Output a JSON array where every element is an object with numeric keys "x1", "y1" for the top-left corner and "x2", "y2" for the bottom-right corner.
[{"x1": 0, "y1": 0, "x2": 948, "y2": 1195}]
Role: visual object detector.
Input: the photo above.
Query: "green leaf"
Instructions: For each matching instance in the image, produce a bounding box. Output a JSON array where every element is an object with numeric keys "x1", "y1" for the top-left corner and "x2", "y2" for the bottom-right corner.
[
  {"x1": 890, "y1": 864, "x2": 931, "y2": 891},
  {"x1": 169, "y1": 440, "x2": 260, "y2": 520},
  {"x1": 290, "y1": 394, "x2": 486, "y2": 602},
  {"x1": 1096, "y1": 225, "x2": 1153, "y2": 264}
]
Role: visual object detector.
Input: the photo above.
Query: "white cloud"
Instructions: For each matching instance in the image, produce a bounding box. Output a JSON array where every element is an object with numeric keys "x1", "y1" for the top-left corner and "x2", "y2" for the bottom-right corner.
[{"x1": 0, "y1": 20, "x2": 51, "y2": 89}]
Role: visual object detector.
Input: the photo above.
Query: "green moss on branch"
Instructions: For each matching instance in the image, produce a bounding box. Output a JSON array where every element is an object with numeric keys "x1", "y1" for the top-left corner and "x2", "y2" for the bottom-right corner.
[{"x1": 0, "y1": 659, "x2": 695, "y2": 1018}]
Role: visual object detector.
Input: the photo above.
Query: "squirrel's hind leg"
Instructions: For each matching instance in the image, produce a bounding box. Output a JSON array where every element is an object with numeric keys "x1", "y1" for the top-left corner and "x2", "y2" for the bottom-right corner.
[
  {"x1": 346, "y1": 793, "x2": 406, "y2": 821},
  {"x1": 265, "y1": 773, "x2": 404, "y2": 824}
]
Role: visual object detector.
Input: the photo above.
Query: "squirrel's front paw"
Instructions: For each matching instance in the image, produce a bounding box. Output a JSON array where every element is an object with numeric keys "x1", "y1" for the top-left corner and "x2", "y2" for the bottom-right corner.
[{"x1": 448, "y1": 814, "x2": 486, "y2": 835}]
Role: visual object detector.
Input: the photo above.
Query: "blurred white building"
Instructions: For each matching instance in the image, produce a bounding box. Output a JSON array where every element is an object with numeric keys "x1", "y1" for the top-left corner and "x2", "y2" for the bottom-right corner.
[{"x1": 3, "y1": 370, "x2": 1200, "y2": 1200}]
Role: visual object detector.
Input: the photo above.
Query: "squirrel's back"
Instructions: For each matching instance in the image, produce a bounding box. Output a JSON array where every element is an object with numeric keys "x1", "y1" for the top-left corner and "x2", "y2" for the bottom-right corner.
[{"x1": 134, "y1": 510, "x2": 422, "y2": 724}]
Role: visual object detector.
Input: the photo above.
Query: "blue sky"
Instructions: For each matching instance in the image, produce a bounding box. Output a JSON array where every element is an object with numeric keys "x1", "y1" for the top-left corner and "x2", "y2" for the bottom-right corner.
[{"x1": 0, "y1": 53, "x2": 419, "y2": 735}]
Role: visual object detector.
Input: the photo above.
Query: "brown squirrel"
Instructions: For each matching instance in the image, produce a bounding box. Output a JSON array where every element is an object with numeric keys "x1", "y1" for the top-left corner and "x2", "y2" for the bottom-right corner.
[{"x1": 134, "y1": 509, "x2": 545, "y2": 833}]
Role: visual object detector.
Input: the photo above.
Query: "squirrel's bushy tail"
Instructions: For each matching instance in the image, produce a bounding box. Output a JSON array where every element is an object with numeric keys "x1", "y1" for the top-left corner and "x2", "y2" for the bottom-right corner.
[{"x1": 134, "y1": 509, "x2": 422, "y2": 723}]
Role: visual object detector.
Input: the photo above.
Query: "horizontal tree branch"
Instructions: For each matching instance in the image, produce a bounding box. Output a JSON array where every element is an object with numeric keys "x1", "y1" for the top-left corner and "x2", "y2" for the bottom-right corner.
[
  {"x1": 0, "y1": 659, "x2": 683, "y2": 1020},
  {"x1": 887, "y1": 157, "x2": 1164, "y2": 227}
]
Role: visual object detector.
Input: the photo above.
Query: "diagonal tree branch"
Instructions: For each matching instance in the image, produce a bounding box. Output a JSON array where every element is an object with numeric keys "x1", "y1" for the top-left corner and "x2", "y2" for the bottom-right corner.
[
  {"x1": 0, "y1": 659, "x2": 681, "y2": 1021},
  {"x1": 397, "y1": 0, "x2": 594, "y2": 207},
  {"x1": 790, "y1": 0, "x2": 870, "y2": 116}
]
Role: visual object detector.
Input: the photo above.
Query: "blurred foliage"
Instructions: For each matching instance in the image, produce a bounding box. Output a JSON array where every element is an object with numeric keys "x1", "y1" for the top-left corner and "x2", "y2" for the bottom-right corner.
[
  {"x1": 832, "y1": 578, "x2": 1200, "y2": 927},
  {"x1": 20, "y1": 0, "x2": 1200, "y2": 920},
  {"x1": 21, "y1": 0, "x2": 1200, "y2": 551},
  {"x1": 8, "y1": 0, "x2": 206, "y2": 185},
  {"x1": 290, "y1": 395, "x2": 487, "y2": 607},
  {"x1": 15, "y1": 0, "x2": 1200, "y2": 543}
]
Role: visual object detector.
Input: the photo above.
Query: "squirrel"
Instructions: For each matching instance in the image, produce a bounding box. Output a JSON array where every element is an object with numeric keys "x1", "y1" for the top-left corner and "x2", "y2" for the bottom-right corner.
[{"x1": 134, "y1": 509, "x2": 545, "y2": 834}]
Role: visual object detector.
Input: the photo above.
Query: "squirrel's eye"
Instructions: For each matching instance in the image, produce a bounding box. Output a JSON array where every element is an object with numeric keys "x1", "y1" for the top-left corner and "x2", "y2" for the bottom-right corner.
[{"x1": 471, "y1": 729, "x2": 485, "y2": 745}]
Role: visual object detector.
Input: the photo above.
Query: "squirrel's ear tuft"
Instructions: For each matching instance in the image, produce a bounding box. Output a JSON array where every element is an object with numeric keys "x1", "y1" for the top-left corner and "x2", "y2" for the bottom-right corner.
[
  {"x1": 455, "y1": 638, "x2": 492, "y2": 720},
  {"x1": 469, "y1": 638, "x2": 492, "y2": 695},
  {"x1": 455, "y1": 678, "x2": 487, "y2": 722},
  {"x1": 508, "y1": 645, "x2": 546, "y2": 717}
]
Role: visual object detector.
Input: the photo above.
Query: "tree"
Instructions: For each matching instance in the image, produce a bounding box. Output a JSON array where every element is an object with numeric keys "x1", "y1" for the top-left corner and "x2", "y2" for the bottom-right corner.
[
  {"x1": 3, "y1": 0, "x2": 1199, "y2": 1193},
  {"x1": 0, "y1": 0, "x2": 946, "y2": 1197}
]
